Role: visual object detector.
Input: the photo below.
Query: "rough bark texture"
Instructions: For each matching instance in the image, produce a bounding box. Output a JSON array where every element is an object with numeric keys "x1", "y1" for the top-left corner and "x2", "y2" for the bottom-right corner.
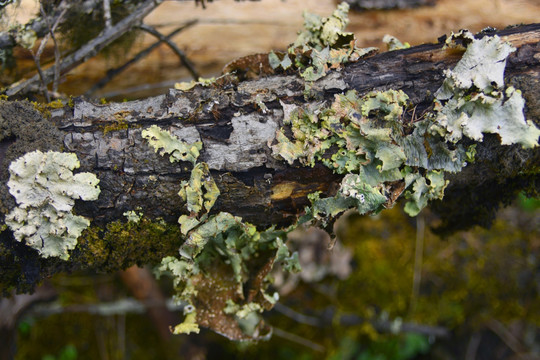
[{"x1": 1, "y1": 24, "x2": 539, "y2": 293}]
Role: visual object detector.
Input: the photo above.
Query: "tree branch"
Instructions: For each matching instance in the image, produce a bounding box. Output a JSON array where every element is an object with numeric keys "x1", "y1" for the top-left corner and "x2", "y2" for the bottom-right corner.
[
  {"x1": 0, "y1": 24, "x2": 539, "y2": 292},
  {"x1": 5, "y1": 0, "x2": 162, "y2": 97},
  {"x1": 85, "y1": 20, "x2": 198, "y2": 97},
  {"x1": 138, "y1": 23, "x2": 200, "y2": 81}
]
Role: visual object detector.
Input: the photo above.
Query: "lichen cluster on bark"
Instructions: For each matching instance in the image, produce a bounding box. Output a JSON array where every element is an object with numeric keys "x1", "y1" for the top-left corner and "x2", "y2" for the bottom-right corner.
[{"x1": 0, "y1": 4, "x2": 539, "y2": 340}]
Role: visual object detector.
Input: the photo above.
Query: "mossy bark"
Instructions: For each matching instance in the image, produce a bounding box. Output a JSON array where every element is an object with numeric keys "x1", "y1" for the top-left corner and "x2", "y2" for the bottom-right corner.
[{"x1": 1, "y1": 24, "x2": 539, "y2": 293}]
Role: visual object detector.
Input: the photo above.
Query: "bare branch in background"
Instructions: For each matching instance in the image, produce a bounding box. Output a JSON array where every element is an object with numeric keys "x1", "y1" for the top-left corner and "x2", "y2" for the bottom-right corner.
[
  {"x1": 138, "y1": 23, "x2": 200, "y2": 80},
  {"x1": 272, "y1": 327, "x2": 326, "y2": 352},
  {"x1": 344, "y1": 0, "x2": 437, "y2": 10},
  {"x1": 274, "y1": 302, "x2": 450, "y2": 338},
  {"x1": 0, "y1": 0, "x2": 100, "y2": 49},
  {"x1": 6, "y1": 0, "x2": 163, "y2": 97},
  {"x1": 40, "y1": 4, "x2": 68, "y2": 95},
  {"x1": 103, "y1": 0, "x2": 113, "y2": 29},
  {"x1": 85, "y1": 20, "x2": 198, "y2": 97}
]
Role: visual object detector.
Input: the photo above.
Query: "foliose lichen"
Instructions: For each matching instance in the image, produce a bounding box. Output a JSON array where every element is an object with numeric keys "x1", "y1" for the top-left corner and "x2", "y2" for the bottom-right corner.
[
  {"x1": 174, "y1": 77, "x2": 217, "y2": 92},
  {"x1": 268, "y1": 3, "x2": 377, "y2": 83},
  {"x1": 431, "y1": 31, "x2": 540, "y2": 148},
  {"x1": 142, "y1": 125, "x2": 300, "y2": 339},
  {"x1": 270, "y1": 25, "x2": 538, "y2": 220},
  {"x1": 141, "y1": 125, "x2": 202, "y2": 165},
  {"x1": 383, "y1": 34, "x2": 411, "y2": 51},
  {"x1": 5, "y1": 150, "x2": 100, "y2": 260},
  {"x1": 143, "y1": 5, "x2": 540, "y2": 340}
]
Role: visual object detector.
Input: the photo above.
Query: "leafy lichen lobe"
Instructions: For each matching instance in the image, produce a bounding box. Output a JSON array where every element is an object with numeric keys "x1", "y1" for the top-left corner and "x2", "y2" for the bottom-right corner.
[{"x1": 5, "y1": 150, "x2": 100, "y2": 260}]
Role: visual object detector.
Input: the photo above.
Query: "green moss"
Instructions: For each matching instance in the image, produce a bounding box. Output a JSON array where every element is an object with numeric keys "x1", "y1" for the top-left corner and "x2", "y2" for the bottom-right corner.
[
  {"x1": 102, "y1": 122, "x2": 128, "y2": 135},
  {"x1": 74, "y1": 217, "x2": 182, "y2": 272},
  {"x1": 30, "y1": 99, "x2": 66, "y2": 118}
]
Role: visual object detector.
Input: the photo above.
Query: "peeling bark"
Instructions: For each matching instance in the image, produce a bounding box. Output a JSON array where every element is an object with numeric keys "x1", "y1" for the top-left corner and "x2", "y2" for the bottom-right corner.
[{"x1": 0, "y1": 24, "x2": 539, "y2": 292}]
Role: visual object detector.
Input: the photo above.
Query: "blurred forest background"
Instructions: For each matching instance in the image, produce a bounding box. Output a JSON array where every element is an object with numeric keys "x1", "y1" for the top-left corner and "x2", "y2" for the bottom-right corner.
[{"x1": 1, "y1": 0, "x2": 539, "y2": 359}]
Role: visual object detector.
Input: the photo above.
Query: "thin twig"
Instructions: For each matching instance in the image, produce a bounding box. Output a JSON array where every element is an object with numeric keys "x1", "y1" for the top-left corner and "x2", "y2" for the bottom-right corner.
[
  {"x1": 410, "y1": 213, "x2": 425, "y2": 314},
  {"x1": 486, "y1": 319, "x2": 527, "y2": 356},
  {"x1": 97, "y1": 79, "x2": 178, "y2": 99},
  {"x1": 339, "y1": 313, "x2": 450, "y2": 337},
  {"x1": 273, "y1": 302, "x2": 321, "y2": 327},
  {"x1": 138, "y1": 23, "x2": 200, "y2": 80},
  {"x1": 85, "y1": 20, "x2": 197, "y2": 96},
  {"x1": 272, "y1": 327, "x2": 325, "y2": 352},
  {"x1": 103, "y1": 0, "x2": 113, "y2": 29},
  {"x1": 40, "y1": 4, "x2": 67, "y2": 95},
  {"x1": 0, "y1": 0, "x2": 100, "y2": 49},
  {"x1": 6, "y1": 0, "x2": 162, "y2": 97},
  {"x1": 465, "y1": 332, "x2": 482, "y2": 360},
  {"x1": 273, "y1": 302, "x2": 449, "y2": 338},
  {"x1": 29, "y1": 52, "x2": 50, "y2": 102}
]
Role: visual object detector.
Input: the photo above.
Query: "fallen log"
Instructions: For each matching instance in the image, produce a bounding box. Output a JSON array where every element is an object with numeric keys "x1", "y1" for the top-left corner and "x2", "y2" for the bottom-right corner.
[{"x1": 0, "y1": 24, "x2": 539, "y2": 337}]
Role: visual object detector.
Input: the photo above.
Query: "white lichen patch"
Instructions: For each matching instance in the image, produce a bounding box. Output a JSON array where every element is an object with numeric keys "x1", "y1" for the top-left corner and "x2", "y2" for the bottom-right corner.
[
  {"x1": 5, "y1": 150, "x2": 100, "y2": 260},
  {"x1": 436, "y1": 34, "x2": 515, "y2": 99},
  {"x1": 433, "y1": 32, "x2": 540, "y2": 148},
  {"x1": 123, "y1": 210, "x2": 143, "y2": 223},
  {"x1": 204, "y1": 114, "x2": 278, "y2": 171}
]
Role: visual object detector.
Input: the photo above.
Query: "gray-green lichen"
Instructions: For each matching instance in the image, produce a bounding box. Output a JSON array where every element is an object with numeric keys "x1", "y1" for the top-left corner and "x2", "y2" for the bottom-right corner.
[
  {"x1": 431, "y1": 31, "x2": 540, "y2": 148},
  {"x1": 174, "y1": 76, "x2": 217, "y2": 92},
  {"x1": 268, "y1": 3, "x2": 377, "y2": 83},
  {"x1": 5, "y1": 150, "x2": 100, "y2": 260},
  {"x1": 142, "y1": 124, "x2": 299, "y2": 338},
  {"x1": 141, "y1": 124, "x2": 202, "y2": 165},
  {"x1": 145, "y1": 7, "x2": 539, "y2": 340},
  {"x1": 123, "y1": 209, "x2": 143, "y2": 223},
  {"x1": 271, "y1": 27, "x2": 539, "y2": 220},
  {"x1": 178, "y1": 162, "x2": 220, "y2": 217}
]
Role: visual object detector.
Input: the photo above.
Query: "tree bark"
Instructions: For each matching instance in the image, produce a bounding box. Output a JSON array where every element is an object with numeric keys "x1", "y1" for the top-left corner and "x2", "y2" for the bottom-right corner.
[{"x1": 1, "y1": 24, "x2": 539, "y2": 292}]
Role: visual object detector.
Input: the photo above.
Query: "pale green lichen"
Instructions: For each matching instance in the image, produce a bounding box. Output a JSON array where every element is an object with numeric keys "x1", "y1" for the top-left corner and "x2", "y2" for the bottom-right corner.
[
  {"x1": 174, "y1": 77, "x2": 217, "y2": 91},
  {"x1": 141, "y1": 125, "x2": 202, "y2": 165},
  {"x1": 382, "y1": 34, "x2": 411, "y2": 51},
  {"x1": 255, "y1": 94, "x2": 269, "y2": 114},
  {"x1": 432, "y1": 32, "x2": 540, "y2": 148},
  {"x1": 223, "y1": 300, "x2": 268, "y2": 336},
  {"x1": 171, "y1": 310, "x2": 200, "y2": 335},
  {"x1": 178, "y1": 162, "x2": 220, "y2": 216},
  {"x1": 5, "y1": 150, "x2": 100, "y2": 260},
  {"x1": 269, "y1": 3, "x2": 377, "y2": 83},
  {"x1": 123, "y1": 209, "x2": 143, "y2": 223},
  {"x1": 271, "y1": 26, "x2": 539, "y2": 219},
  {"x1": 143, "y1": 126, "x2": 300, "y2": 339},
  {"x1": 272, "y1": 89, "x2": 411, "y2": 173},
  {"x1": 403, "y1": 169, "x2": 448, "y2": 217},
  {"x1": 292, "y1": 3, "x2": 353, "y2": 52}
]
